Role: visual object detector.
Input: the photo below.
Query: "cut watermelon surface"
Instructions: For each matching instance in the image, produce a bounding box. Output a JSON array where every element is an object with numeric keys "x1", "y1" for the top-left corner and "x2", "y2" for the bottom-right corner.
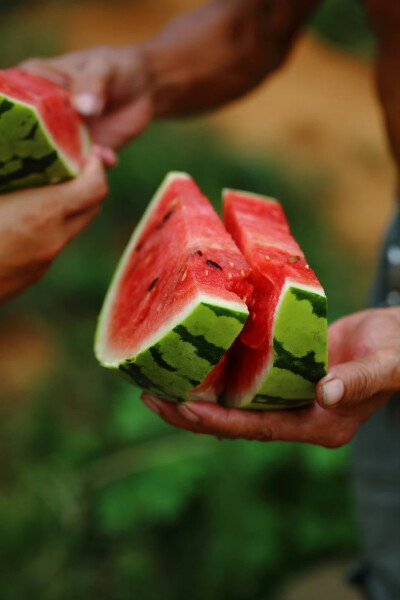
[
  {"x1": 0, "y1": 68, "x2": 88, "y2": 193},
  {"x1": 95, "y1": 172, "x2": 251, "y2": 402},
  {"x1": 95, "y1": 173, "x2": 327, "y2": 410},
  {"x1": 222, "y1": 189, "x2": 328, "y2": 409}
]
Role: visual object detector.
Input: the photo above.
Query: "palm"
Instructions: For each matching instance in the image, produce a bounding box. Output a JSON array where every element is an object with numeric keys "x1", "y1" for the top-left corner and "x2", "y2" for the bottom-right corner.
[{"x1": 141, "y1": 308, "x2": 400, "y2": 448}]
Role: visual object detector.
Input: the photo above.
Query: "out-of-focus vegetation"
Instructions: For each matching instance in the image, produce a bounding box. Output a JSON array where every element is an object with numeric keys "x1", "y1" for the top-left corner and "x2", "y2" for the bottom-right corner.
[
  {"x1": 0, "y1": 124, "x2": 362, "y2": 599},
  {"x1": 311, "y1": 0, "x2": 375, "y2": 58},
  {"x1": 0, "y1": 1, "x2": 376, "y2": 598}
]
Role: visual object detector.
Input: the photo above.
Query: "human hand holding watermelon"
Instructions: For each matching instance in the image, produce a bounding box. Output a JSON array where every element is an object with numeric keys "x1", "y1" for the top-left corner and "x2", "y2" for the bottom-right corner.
[
  {"x1": 20, "y1": 45, "x2": 153, "y2": 150},
  {"x1": 0, "y1": 156, "x2": 108, "y2": 305},
  {"x1": 19, "y1": 0, "x2": 319, "y2": 151},
  {"x1": 0, "y1": 68, "x2": 116, "y2": 193},
  {"x1": 142, "y1": 307, "x2": 400, "y2": 448}
]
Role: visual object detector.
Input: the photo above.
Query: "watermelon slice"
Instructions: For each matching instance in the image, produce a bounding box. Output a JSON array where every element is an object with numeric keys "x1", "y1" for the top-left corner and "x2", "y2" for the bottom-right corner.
[
  {"x1": 0, "y1": 68, "x2": 89, "y2": 193},
  {"x1": 222, "y1": 189, "x2": 328, "y2": 409},
  {"x1": 95, "y1": 172, "x2": 252, "y2": 402}
]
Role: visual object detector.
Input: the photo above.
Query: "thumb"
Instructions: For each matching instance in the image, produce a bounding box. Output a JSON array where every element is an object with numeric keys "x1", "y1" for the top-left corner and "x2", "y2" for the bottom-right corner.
[
  {"x1": 71, "y1": 69, "x2": 109, "y2": 118},
  {"x1": 316, "y1": 350, "x2": 400, "y2": 409}
]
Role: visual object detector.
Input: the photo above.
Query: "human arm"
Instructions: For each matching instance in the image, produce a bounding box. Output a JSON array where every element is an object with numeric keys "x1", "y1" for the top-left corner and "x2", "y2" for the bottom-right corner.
[
  {"x1": 141, "y1": 307, "x2": 400, "y2": 448},
  {"x1": 0, "y1": 157, "x2": 108, "y2": 305},
  {"x1": 21, "y1": 0, "x2": 319, "y2": 148}
]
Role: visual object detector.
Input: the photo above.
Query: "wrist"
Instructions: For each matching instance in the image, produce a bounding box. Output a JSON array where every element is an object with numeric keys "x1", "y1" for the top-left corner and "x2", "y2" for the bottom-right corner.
[
  {"x1": 139, "y1": 38, "x2": 177, "y2": 118},
  {"x1": 111, "y1": 43, "x2": 155, "y2": 115}
]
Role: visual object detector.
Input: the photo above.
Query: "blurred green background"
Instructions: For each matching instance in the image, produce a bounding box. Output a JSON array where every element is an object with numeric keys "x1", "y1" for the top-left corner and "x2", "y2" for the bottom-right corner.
[{"x1": 0, "y1": 1, "x2": 390, "y2": 599}]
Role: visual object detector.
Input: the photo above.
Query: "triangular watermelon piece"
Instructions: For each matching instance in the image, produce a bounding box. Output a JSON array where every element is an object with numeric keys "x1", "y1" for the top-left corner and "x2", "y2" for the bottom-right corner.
[
  {"x1": 0, "y1": 68, "x2": 89, "y2": 193},
  {"x1": 222, "y1": 189, "x2": 328, "y2": 409},
  {"x1": 95, "y1": 172, "x2": 252, "y2": 402},
  {"x1": 95, "y1": 175, "x2": 327, "y2": 410}
]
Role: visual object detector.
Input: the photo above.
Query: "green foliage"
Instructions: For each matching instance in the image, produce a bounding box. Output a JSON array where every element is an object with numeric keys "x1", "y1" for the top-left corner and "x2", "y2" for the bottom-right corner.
[
  {"x1": 0, "y1": 124, "x2": 362, "y2": 599},
  {"x1": 0, "y1": 4, "x2": 60, "y2": 69},
  {"x1": 310, "y1": 0, "x2": 375, "y2": 58}
]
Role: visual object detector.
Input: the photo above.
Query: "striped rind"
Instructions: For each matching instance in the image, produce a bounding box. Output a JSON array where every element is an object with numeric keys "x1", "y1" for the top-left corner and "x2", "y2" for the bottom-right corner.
[
  {"x1": 0, "y1": 93, "x2": 83, "y2": 193},
  {"x1": 115, "y1": 300, "x2": 248, "y2": 402},
  {"x1": 228, "y1": 281, "x2": 327, "y2": 409}
]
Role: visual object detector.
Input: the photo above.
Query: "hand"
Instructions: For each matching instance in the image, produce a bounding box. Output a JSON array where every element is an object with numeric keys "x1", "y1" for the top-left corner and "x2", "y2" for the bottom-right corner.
[
  {"x1": 0, "y1": 156, "x2": 108, "y2": 305},
  {"x1": 20, "y1": 45, "x2": 153, "y2": 149},
  {"x1": 141, "y1": 308, "x2": 400, "y2": 448}
]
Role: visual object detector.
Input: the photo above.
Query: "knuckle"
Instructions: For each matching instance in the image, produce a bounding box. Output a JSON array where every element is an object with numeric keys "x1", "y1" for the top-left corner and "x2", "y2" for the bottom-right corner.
[
  {"x1": 324, "y1": 426, "x2": 355, "y2": 449},
  {"x1": 20, "y1": 57, "x2": 42, "y2": 69},
  {"x1": 346, "y1": 362, "x2": 374, "y2": 401}
]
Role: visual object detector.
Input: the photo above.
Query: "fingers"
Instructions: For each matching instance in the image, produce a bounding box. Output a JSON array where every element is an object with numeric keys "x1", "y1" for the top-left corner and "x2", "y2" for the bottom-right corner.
[
  {"x1": 141, "y1": 391, "x2": 376, "y2": 448},
  {"x1": 91, "y1": 145, "x2": 118, "y2": 169},
  {"x1": 2, "y1": 155, "x2": 108, "y2": 218},
  {"x1": 64, "y1": 204, "x2": 102, "y2": 241},
  {"x1": 21, "y1": 55, "x2": 110, "y2": 118},
  {"x1": 56, "y1": 156, "x2": 108, "y2": 215},
  {"x1": 19, "y1": 58, "x2": 69, "y2": 88},
  {"x1": 141, "y1": 394, "x2": 212, "y2": 435},
  {"x1": 89, "y1": 95, "x2": 152, "y2": 149},
  {"x1": 71, "y1": 71, "x2": 109, "y2": 118},
  {"x1": 142, "y1": 393, "x2": 308, "y2": 442},
  {"x1": 0, "y1": 264, "x2": 50, "y2": 307},
  {"x1": 317, "y1": 349, "x2": 400, "y2": 409}
]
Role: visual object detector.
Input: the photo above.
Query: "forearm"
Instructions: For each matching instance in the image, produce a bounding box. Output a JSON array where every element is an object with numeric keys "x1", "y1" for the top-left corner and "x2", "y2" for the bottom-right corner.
[
  {"x1": 140, "y1": 0, "x2": 319, "y2": 117},
  {"x1": 362, "y1": 0, "x2": 400, "y2": 168}
]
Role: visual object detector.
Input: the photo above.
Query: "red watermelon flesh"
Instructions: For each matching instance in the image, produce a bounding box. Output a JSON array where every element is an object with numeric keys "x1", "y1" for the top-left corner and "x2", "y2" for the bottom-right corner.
[
  {"x1": 222, "y1": 190, "x2": 327, "y2": 408},
  {"x1": 95, "y1": 173, "x2": 252, "y2": 402},
  {"x1": 0, "y1": 68, "x2": 86, "y2": 167}
]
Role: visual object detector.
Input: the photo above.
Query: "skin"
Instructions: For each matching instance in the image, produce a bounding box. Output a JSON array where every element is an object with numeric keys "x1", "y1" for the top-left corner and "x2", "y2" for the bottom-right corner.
[
  {"x1": 0, "y1": 156, "x2": 108, "y2": 305},
  {"x1": 21, "y1": 0, "x2": 400, "y2": 446},
  {"x1": 143, "y1": 308, "x2": 400, "y2": 448}
]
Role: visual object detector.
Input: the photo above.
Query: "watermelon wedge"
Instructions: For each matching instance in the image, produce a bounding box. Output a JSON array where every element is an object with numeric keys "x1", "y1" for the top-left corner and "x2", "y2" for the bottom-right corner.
[
  {"x1": 222, "y1": 189, "x2": 328, "y2": 409},
  {"x1": 0, "y1": 68, "x2": 89, "y2": 193},
  {"x1": 95, "y1": 172, "x2": 252, "y2": 402}
]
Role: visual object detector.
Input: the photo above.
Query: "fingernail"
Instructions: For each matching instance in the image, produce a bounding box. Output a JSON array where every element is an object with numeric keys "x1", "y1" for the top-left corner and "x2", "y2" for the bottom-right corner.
[
  {"x1": 322, "y1": 378, "x2": 344, "y2": 406},
  {"x1": 142, "y1": 396, "x2": 161, "y2": 415},
  {"x1": 73, "y1": 93, "x2": 102, "y2": 116},
  {"x1": 177, "y1": 403, "x2": 200, "y2": 423}
]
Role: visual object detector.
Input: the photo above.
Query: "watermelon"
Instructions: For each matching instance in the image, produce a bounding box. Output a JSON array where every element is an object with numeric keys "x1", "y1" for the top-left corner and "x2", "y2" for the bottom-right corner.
[
  {"x1": 95, "y1": 174, "x2": 327, "y2": 410},
  {"x1": 95, "y1": 172, "x2": 252, "y2": 403},
  {"x1": 0, "y1": 68, "x2": 89, "y2": 193},
  {"x1": 222, "y1": 189, "x2": 328, "y2": 409}
]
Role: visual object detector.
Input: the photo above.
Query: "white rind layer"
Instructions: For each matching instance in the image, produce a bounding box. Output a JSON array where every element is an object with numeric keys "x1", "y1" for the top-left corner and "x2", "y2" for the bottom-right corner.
[
  {"x1": 97, "y1": 291, "x2": 248, "y2": 367},
  {"x1": 222, "y1": 188, "x2": 278, "y2": 203}
]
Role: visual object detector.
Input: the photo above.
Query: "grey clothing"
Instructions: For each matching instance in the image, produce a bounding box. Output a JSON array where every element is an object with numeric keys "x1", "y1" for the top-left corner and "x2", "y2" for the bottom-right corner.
[{"x1": 352, "y1": 210, "x2": 400, "y2": 599}]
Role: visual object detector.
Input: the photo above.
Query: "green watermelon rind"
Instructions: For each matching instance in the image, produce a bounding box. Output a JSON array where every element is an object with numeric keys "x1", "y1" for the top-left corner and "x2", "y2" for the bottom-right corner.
[
  {"x1": 0, "y1": 93, "x2": 88, "y2": 193},
  {"x1": 115, "y1": 295, "x2": 248, "y2": 402},
  {"x1": 95, "y1": 172, "x2": 249, "y2": 402},
  {"x1": 224, "y1": 280, "x2": 328, "y2": 410}
]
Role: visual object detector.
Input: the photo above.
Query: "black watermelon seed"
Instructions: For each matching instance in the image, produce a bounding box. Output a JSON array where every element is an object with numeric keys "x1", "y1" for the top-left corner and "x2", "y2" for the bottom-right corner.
[
  {"x1": 148, "y1": 277, "x2": 159, "y2": 291},
  {"x1": 156, "y1": 210, "x2": 175, "y2": 229},
  {"x1": 206, "y1": 260, "x2": 223, "y2": 270},
  {"x1": 163, "y1": 210, "x2": 174, "y2": 222},
  {"x1": 196, "y1": 250, "x2": 203, "y2": 256}
]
